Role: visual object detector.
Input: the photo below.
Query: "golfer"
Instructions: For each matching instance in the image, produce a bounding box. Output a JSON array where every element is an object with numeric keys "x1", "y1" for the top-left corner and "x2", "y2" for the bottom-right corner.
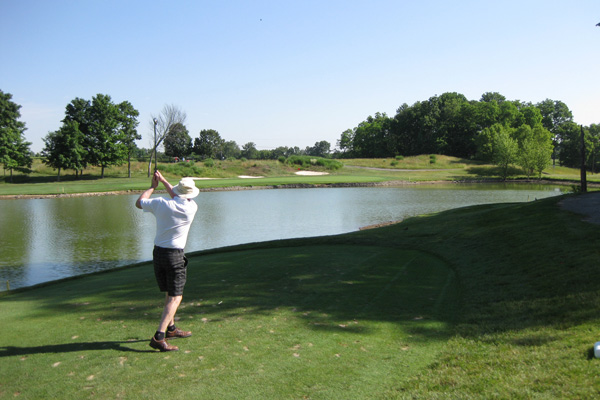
[{"x1": 136, "y1": 170, "x2": 199, "y2": 352}]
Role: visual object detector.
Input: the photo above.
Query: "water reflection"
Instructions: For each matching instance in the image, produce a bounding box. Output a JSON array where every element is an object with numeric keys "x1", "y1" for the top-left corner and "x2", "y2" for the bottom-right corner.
[{"x1": 0, "y1": 185, "x2": 564, "y2": 290}]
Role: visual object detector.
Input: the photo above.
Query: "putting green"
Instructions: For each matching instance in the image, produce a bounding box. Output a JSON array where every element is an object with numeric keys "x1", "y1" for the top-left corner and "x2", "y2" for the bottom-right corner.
[{"x1": 0, "y1": 245, "x2": 457, "y2": 399}]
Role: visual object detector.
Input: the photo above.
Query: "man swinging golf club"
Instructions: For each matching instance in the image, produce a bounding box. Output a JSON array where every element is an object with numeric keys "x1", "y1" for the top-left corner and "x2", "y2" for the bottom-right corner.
[{"x1": 136, "y1": 170, "x2": 199, "y2": 352}]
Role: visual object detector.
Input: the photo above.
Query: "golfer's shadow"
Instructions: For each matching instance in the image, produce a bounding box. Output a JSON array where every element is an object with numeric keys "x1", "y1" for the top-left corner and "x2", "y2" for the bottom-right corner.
[{"x1": 0, "y1": 339, "x2": 154, "y2": 357}]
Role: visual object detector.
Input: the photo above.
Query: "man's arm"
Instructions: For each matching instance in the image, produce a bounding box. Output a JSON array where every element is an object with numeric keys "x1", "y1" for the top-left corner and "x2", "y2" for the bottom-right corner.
[
  {"x1": 155, "y1": 170, "x2": 178, "y2": 199},
  {"x1": 135, "y1": 173, "x2": 159, "y2": 209}
]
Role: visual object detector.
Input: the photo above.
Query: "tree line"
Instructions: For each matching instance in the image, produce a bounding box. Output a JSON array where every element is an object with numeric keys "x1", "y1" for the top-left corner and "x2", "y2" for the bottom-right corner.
[
  {"x1": 338, "y1": 92, "x2": 600, "y2": 177},
  {"x1": 1, "y1": 90, "x2": 337, "y2": 180},
  {"x1": 2, "y1": 89, "x2": 599, "y2": 181},
  {"x1": 161, "y1": 124, "x2": 332, "y2": 162}
]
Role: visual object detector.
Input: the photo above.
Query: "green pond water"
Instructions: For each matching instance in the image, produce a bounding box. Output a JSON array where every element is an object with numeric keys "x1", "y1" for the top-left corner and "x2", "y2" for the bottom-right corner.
[{"x1": 0, "y1": 184, "x2": 566, "y2": 290}]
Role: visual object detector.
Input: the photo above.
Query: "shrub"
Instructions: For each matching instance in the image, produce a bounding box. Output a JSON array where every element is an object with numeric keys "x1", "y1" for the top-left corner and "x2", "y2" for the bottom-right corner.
[
  {"x1": 395, "y1": 155, "x2": 404, "y2": 160},
  {"x1": 430, "y1": 155, "x2": 437, "y2": 164},
  {"x1": 162, "y1": 162, "x2": 205, "y2": 177},
  {"x1": 204, "y1": 158, "x2": 214, "y2": 168},
  {"x1": 570, "y1": 185, "x2": 584, "y2": 194},
  {"x1": 285, "y1": 155, "x2": 343, "y2": 170}
]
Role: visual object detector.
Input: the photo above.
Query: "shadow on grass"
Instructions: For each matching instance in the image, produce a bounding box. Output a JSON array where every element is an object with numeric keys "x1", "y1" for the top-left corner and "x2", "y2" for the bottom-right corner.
[
  {"x1": 587, "y1": 347, "x2": 597, "y2": 360},
  {"x1": 466, "y1": 165, "x2": 522, "y2": 178},
  {"x1": 449, "y1": 158, "x2": 478, "y2": 165},
  {"x1": 3, "y1": 245, "x2": 458, "y2": 345},
  {"x1": 0, "y1": 340, "x2": 153, "y2": 357},
  {"x1": 3, "y1": 174, "x2": 103, "y2": 184},
  {"x1": 182, "y1": 246, "x2": 458, "y2": 331}
]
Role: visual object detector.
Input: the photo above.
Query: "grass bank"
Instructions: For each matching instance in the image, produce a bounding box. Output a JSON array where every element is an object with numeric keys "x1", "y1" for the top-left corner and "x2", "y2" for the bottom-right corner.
[
  {"x1": 1, "y1": 193, "x2": 600, "y2": 398},
  {"x1": 1, "y1": 156, "x2": 597, "y2": 197}
]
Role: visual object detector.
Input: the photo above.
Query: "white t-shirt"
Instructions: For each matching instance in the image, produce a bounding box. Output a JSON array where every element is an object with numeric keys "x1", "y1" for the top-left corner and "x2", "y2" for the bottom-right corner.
[{"x1": 140, "y1": 196, "x2": 198, "y2": 249}]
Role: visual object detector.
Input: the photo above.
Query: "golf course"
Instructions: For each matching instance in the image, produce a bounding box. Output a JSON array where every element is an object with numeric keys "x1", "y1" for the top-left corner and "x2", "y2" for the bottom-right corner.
[
  {"x1": 1, "y1": 157, "x2": 600, "y2": 398},
  {"x1": 3, "y1": 0, "x2": 599, "y2": 395}
]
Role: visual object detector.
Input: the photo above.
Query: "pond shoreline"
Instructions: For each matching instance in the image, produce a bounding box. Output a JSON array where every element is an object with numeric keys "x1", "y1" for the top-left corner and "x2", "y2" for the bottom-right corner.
[
  {"x1": 0, "y1": 178, "x2": 590, "y2": 200},
  {"x1": 0, "y1": 182, "x2": 572, "y2": 291}
]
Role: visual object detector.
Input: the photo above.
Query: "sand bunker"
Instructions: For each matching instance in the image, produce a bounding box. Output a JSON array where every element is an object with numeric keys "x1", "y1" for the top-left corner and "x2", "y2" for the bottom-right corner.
[
  {"x1": 184, "y1": 173, "x2": 328, "y2": 179},
  {"x1": 295, "y1": 171, "x2": 329, "y2": 176}
]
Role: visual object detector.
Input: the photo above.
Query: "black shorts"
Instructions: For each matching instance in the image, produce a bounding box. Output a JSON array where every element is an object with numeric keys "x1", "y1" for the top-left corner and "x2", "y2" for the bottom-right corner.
[{"x1": 153, "y1": 246, "x2": 188, "y2": 296}]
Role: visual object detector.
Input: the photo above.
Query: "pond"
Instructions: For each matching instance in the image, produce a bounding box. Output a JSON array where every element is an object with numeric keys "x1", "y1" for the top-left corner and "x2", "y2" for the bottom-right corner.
[{"x1": 0, "y1": 183, "x2": 566, "y2": 290}]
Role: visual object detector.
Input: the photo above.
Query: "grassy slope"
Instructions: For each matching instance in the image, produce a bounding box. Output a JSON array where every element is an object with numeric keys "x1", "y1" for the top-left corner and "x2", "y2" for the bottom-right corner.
[
  {"x1": 2, "y1": 156, "x2": 598, "y2": 196},
  {"x1": 2, "y1": 193, "x2": 600, "y2": 398},
  {"x1": 335, "y1": 194, "x2": 600, "y2": 398}
]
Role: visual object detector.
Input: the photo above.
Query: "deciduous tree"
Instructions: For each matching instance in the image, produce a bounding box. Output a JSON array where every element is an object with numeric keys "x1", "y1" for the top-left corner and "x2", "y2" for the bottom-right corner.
[
  {"x1": 148, "y1": 104, "x2": 186, "y2": 175},
  {"x1": 42, "y1": 120, "x2": 86, "y2": 180},
  {"x1": 306, "y1": 140, "x2": 331, "y2": 157},
  {"x1": 164, "y1": 123, "x2": 191, "y2": 158},
  {"x1": 193, "y1": 129, "x2": 223, "y2": 159},
  {"x1": 555, "y1": 121, "x2": 584, "y2": 168},
  {"x1": 344, "y1": 113, "x2": 392, "y2": 158},
  {"x1": 516, "y1": 125, "x2": 553, "y2": 179},
  {"x1": 59, "y1": 94, "x2": 139, "y2": 178},
  {"x1": 86, "y1": 94, "x2": 126, "y2": 178},
  {"x1": 241, "y1": 142, "x2": 258, "y2": 159},
  {"x1": 118, "y1": 100, "x2": 140, "y2": 178},
  {"x1": 0, "y1": 90, "x2": 32, "y2": 182},
  {"x1": 222, "y1": 140, "x2": 241, "y2": 159},
  {"x1": 493, "y1": 125, "x2": 519, "y2": 180}
]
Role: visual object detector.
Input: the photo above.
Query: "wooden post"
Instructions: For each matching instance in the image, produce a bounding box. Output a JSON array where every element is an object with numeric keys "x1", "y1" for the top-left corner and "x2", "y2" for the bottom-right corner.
[{"x1": 581, "y1": 125, "x2": 587, "y2": 193}]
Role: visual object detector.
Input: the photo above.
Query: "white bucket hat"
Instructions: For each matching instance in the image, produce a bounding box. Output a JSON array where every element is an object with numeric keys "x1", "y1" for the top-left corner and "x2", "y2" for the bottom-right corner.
[{"x1": 172, "y1": 178, "x2": 199, "y2": 199}]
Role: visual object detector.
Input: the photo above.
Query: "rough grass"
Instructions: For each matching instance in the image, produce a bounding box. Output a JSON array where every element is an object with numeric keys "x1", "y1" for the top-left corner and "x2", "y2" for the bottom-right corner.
[
  {"x1": 341, "y1": 154, "x2": 471, "y2": 169},
  {"x1": 336, "y1": 194, "x2": 600, "y2": 398}
]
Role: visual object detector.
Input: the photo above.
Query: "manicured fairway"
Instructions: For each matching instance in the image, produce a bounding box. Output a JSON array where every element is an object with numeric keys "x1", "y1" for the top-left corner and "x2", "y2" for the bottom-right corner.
[{"x1": 0, "y1": 245, "x2": 456, "y2": 399}]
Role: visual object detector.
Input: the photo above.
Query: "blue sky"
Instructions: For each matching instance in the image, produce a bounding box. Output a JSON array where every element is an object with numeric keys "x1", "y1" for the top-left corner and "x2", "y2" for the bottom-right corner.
[{"x1": 2, "y1": 0, "x2": 599, "y2": 153}]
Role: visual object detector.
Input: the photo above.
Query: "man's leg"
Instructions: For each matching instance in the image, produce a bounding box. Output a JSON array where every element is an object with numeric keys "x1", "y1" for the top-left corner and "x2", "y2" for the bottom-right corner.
[
  {"x1": 162, "y1": 293, "x2": 193, "y2": 338},
  {"x1": 149, "y1": 294, "x2": 183, "y2": 352},
  {"x1": 158, "y1": 294, "x2": 182, "y2": 333}
]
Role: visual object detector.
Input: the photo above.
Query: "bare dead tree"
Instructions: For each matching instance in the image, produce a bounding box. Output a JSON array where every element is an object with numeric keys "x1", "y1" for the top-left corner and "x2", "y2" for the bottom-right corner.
[{"x1": 147, "y1": 104, "x2": 187, "y2": 176}]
